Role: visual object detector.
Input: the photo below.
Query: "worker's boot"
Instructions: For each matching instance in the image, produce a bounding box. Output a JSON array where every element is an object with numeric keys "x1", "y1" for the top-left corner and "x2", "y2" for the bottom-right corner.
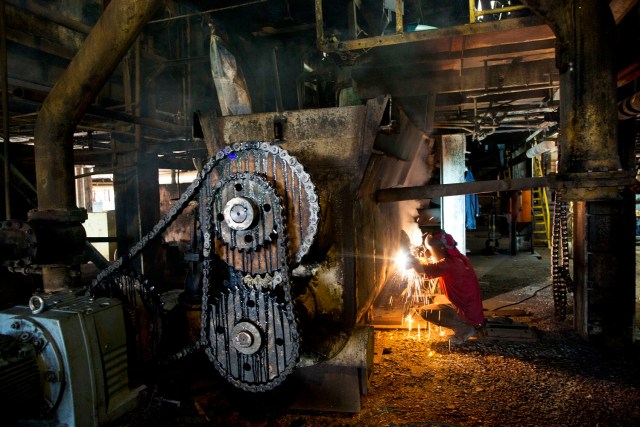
[{"x1": 450, "y1": 323, "x2": 478, "y2": 345}]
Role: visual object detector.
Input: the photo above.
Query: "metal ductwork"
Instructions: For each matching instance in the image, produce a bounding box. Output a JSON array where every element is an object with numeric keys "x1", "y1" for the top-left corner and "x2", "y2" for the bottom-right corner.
[
  {"x1": 29, "y1": 0, "x2": 163, "y2": 290},
  {"x1": 526, "y1": 139, "x2": 556, "y2": 158}
]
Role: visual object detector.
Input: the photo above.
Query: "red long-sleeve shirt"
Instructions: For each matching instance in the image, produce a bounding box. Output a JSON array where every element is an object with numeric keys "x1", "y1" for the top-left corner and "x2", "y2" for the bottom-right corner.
[{"x1": 420, "y1": 254, "x2": 485, "y2": 326}]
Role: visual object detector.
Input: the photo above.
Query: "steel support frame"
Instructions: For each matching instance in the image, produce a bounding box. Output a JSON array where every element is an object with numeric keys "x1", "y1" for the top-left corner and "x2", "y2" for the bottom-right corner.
[{"x1": 315, "y1": 0, "x2": 541, "y2": 53}]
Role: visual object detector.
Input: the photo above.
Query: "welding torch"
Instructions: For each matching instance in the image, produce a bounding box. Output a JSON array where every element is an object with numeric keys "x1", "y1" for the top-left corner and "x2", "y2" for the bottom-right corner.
[{"x1": 397, "y1": 230, "x2": 426, "y2": 272}]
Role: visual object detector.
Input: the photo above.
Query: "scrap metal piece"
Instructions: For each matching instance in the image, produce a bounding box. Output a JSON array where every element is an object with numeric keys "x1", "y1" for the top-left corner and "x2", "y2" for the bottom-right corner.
[{"x1": 483, "y1": 321, "x2": 538, "y2": 342}]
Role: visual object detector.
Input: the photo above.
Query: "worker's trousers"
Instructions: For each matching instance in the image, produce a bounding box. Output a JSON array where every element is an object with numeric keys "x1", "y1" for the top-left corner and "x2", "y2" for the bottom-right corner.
[{"x1": 419, "y1": 295, "x2": 477, "y2": 339}]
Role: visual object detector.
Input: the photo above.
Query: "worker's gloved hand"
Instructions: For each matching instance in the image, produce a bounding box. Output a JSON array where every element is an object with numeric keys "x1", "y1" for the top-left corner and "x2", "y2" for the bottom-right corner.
[{"x1": 408, "y1": 256, "x2": 424, "y2": 272}]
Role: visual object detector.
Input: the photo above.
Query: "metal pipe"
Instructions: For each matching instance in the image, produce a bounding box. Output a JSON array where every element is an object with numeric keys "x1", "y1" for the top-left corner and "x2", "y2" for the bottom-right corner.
[
  {"x1": 315, "y1": 0, "x2": 325, "y2": 49},
  {"x1": 395, "y1": 0, "x2": 403, "y2": 33},
  {"x1": 526, "y1": 139, "x2": 556, "y2": 157},
  {"x1": 469, "y1": 0, "x2": 476, "y2": 23},
  {"x1": 272, "y1": 46, "x2": 283, "y2": 112},
  {"x1": 33, "y1": 0, "x2": 163, "y2": 210},
  {"x1": 1, "y1": 0, "x2": 10, "y2": 219},
  {"x1": 474, "y1": 4, "x2": 528, "y2": 21}
]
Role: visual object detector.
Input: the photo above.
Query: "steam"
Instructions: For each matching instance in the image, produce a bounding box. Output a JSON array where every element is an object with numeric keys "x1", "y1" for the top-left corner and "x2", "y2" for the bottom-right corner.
[
  {"x1": 399, "y1": 134, "x2": 432, "y2": 247},
  {"x1": 400, "y1": 199, "x2": 423, "y2": 247}
]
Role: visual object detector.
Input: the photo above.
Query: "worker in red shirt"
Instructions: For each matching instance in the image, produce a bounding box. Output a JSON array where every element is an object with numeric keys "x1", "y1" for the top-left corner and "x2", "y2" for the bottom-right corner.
[{"x1": 409, "y1": 230, "x2": 485, "y2": 344}]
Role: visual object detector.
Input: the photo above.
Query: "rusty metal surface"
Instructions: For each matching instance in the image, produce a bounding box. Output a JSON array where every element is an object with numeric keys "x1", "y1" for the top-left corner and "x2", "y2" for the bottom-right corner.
[
  {"x1": 0, "y1": 220, "x2": 36, "y2": 267},
  {"x1": 522, "y1": 0, "x2": 637, "y2": 345},
  {"x1": 195, "y1": 100, "x2": 387, "y2": 366},
  {"x1": 526, "y1": 0, "x2": 621, "y2": 178},
  {"x1": 28, "y1": 0, "x2": 162, "y2": 292},
  {"x1": 216, "y1": 107, "x2": 370, "y2": 171},
  {"x1": 290, "y1": 325, "x2": 373, "y2": 412},
  {"x1": 319, "y1": 14, "x2": 547, "y2": 52}
]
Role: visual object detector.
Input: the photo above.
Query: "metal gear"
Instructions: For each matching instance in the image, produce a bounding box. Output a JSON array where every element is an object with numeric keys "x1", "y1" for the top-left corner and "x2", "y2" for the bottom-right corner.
[
  {"x1": 91, "y1": 141, "x2": 319, "y2": 393},
  {"x1": 201, "y1": 153, "x2": 300, "y2": 391}
]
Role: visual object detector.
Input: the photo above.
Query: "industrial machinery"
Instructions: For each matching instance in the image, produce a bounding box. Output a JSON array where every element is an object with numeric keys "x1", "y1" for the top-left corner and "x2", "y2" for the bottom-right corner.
[
  {"x1": 93, "y1": 141, "x2": 320, "y2": 392},
  {"x1": 0, "y1": 96, "x2": 406, "y2": 419},
  {"x1": 0, "y1": 141, "x2": 325, "y2": 424},
  {"x1": 0, "y1": 291, "x2": 143, "y2": 426}
]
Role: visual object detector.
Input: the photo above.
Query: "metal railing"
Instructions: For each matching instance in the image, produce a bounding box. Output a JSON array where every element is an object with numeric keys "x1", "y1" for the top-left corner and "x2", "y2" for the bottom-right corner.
[
  {"x1": 315, "y1": 0, "x2": 531, "y2": 52},
  {"x1": 468, "y1": 0, "x2": 528, "y2": 23}
]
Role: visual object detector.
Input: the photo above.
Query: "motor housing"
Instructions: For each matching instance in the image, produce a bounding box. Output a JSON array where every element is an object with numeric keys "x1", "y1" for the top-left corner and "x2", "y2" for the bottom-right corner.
[{"x1": 0, "y1": 291, "x2": 143, "y2": 426}]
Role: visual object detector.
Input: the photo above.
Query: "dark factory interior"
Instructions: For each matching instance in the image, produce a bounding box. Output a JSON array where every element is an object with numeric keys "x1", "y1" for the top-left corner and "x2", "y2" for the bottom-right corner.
[{"x1": 0, "y1": 0, "x2": 639, "y2": 426}]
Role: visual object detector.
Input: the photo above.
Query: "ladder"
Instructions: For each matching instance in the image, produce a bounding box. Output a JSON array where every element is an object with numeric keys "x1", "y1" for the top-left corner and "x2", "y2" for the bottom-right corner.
[{"x1": 531, "y1": 157, "x2": 551, "y2": 248}]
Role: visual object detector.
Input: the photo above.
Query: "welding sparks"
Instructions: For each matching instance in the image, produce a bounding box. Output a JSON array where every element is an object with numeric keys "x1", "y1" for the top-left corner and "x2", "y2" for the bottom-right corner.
[
  {"x1": 403, "y1": 313, "x2": 423, "y2": 342},
  {"x1": 395, "y1": 250, "x2": 410, "y2": 271}
]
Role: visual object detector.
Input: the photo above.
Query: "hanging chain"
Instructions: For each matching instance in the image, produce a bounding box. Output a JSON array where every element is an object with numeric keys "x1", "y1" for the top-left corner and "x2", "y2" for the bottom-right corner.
[{"x1": 551, "y1": 192, "x2": 573, "y2": 320}]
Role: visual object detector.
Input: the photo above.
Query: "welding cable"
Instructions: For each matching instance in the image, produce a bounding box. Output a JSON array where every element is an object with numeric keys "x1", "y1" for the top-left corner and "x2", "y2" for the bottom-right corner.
[{"x1": 488, "y1": 283, "x2": 551, "y2": 312}]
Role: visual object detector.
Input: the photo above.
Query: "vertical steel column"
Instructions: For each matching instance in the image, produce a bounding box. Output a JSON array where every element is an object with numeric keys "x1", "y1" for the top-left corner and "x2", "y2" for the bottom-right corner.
[
  {"x1": 522, "y1": 0, "x2": 635, "y2": 344},
  {"x1": 315, "y1": 0, "x2": 325, "y2": 49}
]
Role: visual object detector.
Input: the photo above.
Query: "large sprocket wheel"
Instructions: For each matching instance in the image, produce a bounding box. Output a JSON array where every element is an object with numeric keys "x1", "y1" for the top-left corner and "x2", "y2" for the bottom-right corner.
[
  {"x1": 200, "y1": 141, "x2": 318, "y2": 392},
  {"x1": 202, "y1": 141, "x2": 319, "y2": 266}
]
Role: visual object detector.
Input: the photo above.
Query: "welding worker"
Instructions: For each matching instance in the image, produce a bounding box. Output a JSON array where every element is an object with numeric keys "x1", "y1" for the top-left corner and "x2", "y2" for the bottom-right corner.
[{"x1": 409, "y1": 230, "x2": 485, "y2": 344}]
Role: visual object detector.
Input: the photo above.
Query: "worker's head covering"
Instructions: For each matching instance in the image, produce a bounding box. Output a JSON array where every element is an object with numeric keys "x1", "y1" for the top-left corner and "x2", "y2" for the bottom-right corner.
[{"x1": 424, "y1": 229, "x2": 461, "y2": 257}]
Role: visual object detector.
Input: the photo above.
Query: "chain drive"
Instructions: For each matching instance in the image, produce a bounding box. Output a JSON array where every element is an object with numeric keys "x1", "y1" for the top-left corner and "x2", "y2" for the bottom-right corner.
[
  {"x1": 551, "y1": 192, "x2": 573, "y2": 320},
  {"x1": 90, "y1": 141, "x2": 319, "y2": 392}
]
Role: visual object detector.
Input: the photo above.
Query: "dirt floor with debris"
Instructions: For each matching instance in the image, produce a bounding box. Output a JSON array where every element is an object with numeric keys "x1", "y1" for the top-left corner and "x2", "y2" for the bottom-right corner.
[{"x1": 112, "y1": 244, "x2": 640, "y2": 427}]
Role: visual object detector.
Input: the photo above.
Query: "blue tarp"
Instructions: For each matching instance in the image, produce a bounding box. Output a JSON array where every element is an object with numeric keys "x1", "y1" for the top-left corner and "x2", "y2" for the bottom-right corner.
[{"x1": 465, "y1": 170, "x2": 479, "y2": 230}]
